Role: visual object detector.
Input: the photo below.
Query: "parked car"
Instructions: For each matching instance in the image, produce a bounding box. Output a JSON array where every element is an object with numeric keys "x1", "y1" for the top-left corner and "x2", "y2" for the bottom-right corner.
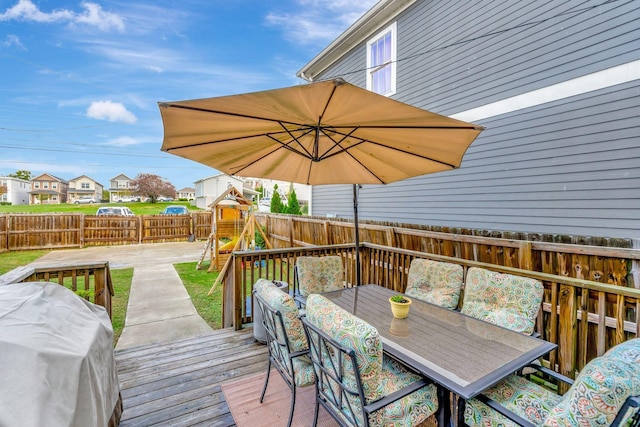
[
  {"x1": 96, "y1": 206, "x2": 135, "y2": 216},
  {"x1": 157, "y1": 196, "x2": 174, "y2": 202},
  {"x1": 117, "y1": 196, "x2": 139, "y2": 203},
  {"x1": 162, "y1": 205, "x2": 189, "y2": 215},
  {"x1": 74, "y1": 196, "x2": 96, "y2": 204}
]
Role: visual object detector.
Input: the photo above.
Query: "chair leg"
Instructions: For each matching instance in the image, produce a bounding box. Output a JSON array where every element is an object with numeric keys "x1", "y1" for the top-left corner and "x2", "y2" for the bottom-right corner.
[
  {"x1": 259, "y1": 360, "x2": 272, "y2": 403},
  {"x1": 286, "y1": 384, "x2": 297, "y2": 427},
  {"x1": 312, "y1": 386, "x2": 320, "y2": 427}
]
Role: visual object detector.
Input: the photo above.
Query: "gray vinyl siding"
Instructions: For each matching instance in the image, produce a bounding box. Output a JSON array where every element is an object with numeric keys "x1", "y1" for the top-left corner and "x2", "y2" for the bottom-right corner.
[{"x1": 309, "y1": 0, "x2": 640, "y2": 240}]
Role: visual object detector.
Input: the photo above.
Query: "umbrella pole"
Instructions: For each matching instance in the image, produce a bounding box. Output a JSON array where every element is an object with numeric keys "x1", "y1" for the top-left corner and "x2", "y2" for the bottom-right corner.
[
  {"x1": 353, "y1": 184, "x2": 361, "y2": 287},
  {"x1": 353, "y1": 184, "x2": 361, "y2": 314}
]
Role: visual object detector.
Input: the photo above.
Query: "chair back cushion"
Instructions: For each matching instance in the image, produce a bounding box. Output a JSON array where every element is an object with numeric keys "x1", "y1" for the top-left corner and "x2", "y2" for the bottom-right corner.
[
  {"x1": 296, "y1": 256, "x2": 344, "y2": 296},
  {"x1": 405, "y1": 258, "x2": 463, "y2": 309},
  {"x1": 461, "y1": 267, "x2": 543, "y2": 335},
  {"x1": 305, "y1": 294, "x2": 382, "y2": 402},
  {"x1": 254, "y1": 279, "x2": 307, "y2": 353},
  {"x1": 543, "y1": 338, "x2": 640, "y2": 426}
]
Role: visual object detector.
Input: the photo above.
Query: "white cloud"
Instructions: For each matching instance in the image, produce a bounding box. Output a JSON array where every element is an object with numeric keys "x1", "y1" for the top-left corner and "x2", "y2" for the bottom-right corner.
[
  {"x1": 86, "y1": 100, "x2": 137, "y2": 123},
  {"x1": 0, "y1": 0, "x2": 124, "y2": 32},
  {"x1": 74, "y1": 2, "x2": 125, "y2": 32},
  {"x1": 1, "y1": 34, "x2": 25, "y2": 49},
  {"x1": 266, "y1": 1, "x2": 377, "y2": 45}
]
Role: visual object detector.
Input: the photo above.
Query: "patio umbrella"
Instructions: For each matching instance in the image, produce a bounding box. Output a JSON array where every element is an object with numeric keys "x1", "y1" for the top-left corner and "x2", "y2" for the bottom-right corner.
[{"x1": 158, "y1": 78, "x2": 484, "y2": 286}]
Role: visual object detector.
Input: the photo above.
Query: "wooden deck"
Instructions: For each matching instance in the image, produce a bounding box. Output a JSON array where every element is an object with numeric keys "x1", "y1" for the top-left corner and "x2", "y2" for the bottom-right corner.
[{"x1": 115, "y1": 327, "x2": 268, "y2": 427}]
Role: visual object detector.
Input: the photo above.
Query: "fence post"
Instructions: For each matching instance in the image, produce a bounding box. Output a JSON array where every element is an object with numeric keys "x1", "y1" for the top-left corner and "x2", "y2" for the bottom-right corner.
[{"x1": 518, "y1": 241, "x2": 533, "y2": 270}]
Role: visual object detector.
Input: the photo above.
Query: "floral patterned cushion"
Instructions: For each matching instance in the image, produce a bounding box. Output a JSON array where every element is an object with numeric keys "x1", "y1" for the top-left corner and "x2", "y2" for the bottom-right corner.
[
  {"x1": 296, "y1": 256, "x2": 344, "y2": 297},
  {"x1": 305, "y1": 294, "x2": 438, "y2": 427},
  {"x1": 465, "y1": 339, "x2": 640, "y2": 427},
  {"x1": 254, "y1": 279, "x2": 308, "y2": 354},
  {"x1": 464, "y1": 373, "x2": 563, "y2": 426},
  {"x1": 461, "y1": 267, "x2": 543, "y2": 335},
  {"x1": 543, "y1": 338, "x2": 640, "y2": 426},
  {"x1": 405, "y1": 258, "x2": 463, "y2": 309}
]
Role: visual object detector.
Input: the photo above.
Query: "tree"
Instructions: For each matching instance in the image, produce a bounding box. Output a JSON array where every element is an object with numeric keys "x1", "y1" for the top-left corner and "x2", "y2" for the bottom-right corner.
[
  {"x1": 270, "y1": 184, "x2": 284, "y2": 213},
  {"x1": 131, "y1": 173, "x2": 176, "y2": 203},
  {"x1": 285, "y1": 185, "x2": 301, "y2": 215},
  {"x1": 8, "y1": 170, "x2": 32, "y2": 181},
  {"x1": 0, "y1": 183, "x2": 7, "y2": 199}
]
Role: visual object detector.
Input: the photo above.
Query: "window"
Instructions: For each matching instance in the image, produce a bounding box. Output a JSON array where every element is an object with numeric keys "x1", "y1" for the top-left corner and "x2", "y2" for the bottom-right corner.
[
  {"x1": 34, "y1": 182, "x2": 40, "y2": 189},
  {"x1": 81, "y1": 182, "x2": 90, "y2": 189},
  {"x1": 43, "y1": 183, "x2": 49, "y2": 189},
  {"x1": 52, "y1": 183, "x2": 57, "y2": 189},
  {"x1": 366, "y1": 22, "x2": 397, "y2": 96}
]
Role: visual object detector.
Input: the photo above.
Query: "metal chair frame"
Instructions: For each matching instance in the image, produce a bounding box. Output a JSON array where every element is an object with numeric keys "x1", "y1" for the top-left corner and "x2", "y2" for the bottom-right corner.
[
  {"x1": 253, "y1": 291, "x2": 310, "y2": 427},
  {"x1": 467, "y1": 363, "x2": 640, "y2": 427},
  {"x1": 301, "y1": 315, "x2": 429, "y2": 427}
]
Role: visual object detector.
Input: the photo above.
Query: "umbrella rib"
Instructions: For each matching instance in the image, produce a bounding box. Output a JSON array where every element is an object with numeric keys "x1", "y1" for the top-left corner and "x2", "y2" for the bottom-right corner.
[
  {"x1": 159, "y1": 102, "x2": 314, "y2": 129},
  {"x1": 318, "y1": 129, "x2": 459, "y2": 170}
]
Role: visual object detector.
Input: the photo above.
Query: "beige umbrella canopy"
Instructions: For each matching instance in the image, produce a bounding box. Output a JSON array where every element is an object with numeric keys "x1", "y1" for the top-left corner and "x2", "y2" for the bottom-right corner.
[
  {"x1": 159, "y1": 78, "x2": 484, "y2": 186},
  {"x1": 159, "y1": 78, "x2": 484, "y2": 285}
]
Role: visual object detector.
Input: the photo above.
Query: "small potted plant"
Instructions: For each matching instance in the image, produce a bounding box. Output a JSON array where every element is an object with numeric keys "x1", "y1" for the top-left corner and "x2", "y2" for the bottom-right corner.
[{"x1": 389, "y1": 294, "x2": 412, "y2": 319}]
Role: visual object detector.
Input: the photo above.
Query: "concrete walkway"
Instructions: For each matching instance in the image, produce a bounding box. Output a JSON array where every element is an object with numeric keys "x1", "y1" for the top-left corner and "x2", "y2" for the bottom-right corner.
[{"x1": 30, "y1": 242, "x2": 214, "y2": 351}]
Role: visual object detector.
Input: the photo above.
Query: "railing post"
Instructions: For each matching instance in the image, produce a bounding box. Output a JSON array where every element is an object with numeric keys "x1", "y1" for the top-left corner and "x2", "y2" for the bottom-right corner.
[
  {"x1": 518, "y1": 241, "x2": 533, "y2": 270},
  {"x1": 233, "y1": 255, "x2": 243, "y2": 330}
]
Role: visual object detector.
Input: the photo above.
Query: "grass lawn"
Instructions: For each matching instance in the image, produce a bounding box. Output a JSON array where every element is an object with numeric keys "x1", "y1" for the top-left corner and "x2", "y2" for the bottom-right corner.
[
  {"x1": 174, "y1": 262, "x2": 223, "y2": 330},
  {"x1": 0, "y1": 250, "x2": 50, "y2": 275},
  {"x1": 110, "y1": 268, "x2": 133, "y2": 344},
  {"x1": 0, "y1": 200, "x2": 198, "y2": 216}
]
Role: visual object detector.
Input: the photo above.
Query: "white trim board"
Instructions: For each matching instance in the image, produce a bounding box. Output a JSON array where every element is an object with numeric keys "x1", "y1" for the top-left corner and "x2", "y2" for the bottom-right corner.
[{"x1": 451, "y1": 60, "x2": 640, "y2": 123}]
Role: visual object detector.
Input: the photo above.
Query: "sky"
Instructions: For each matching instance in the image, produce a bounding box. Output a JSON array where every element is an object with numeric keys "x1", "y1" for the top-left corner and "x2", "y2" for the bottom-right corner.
[{"x1": 0, "y1": 0, "x2": 377, "y2": 190}]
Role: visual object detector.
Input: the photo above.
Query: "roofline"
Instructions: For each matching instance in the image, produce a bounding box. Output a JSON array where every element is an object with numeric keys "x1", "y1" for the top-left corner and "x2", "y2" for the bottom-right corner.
[{"x1": 296, "y1": 0, "x2": 417, "y2": 82}]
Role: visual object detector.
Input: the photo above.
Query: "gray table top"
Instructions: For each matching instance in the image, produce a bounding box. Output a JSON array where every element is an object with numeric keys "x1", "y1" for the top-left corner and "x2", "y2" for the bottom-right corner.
[{"x1": 321, "y1": 284, "x2": 557, "y2": 399}]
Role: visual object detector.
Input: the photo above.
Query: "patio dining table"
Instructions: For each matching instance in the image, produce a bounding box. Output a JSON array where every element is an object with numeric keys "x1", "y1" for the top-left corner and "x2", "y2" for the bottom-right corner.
[{"x1": 320, "y1": 284, "x2": 557, "y2": 425}]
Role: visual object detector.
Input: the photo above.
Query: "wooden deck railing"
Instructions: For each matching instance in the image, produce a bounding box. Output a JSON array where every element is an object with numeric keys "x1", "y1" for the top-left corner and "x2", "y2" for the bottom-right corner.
[
  {"x1": 0, "y1": 261, "x2": 114, "y2": 318},
  {"x1": 226, "y1": 242, "x2": 639, "y2": 381}
]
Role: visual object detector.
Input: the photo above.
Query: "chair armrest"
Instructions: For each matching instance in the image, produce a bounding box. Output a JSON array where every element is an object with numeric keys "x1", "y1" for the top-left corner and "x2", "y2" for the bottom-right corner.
[
  {"x1": 611, "y1": 394, "x2": 640, "y2": 427},
  {"x1": 475, "y1": 394, "x2": 537, "y2": 427},
  {"x1": 294, "y1": 294, "x2": 307, "y2": 309},
  {"x1": 364, "y1": 378, "x2": 430, "y2": 415},
  {"x1": 523, "y1": 363, "x2": 574, "y2": 386}
]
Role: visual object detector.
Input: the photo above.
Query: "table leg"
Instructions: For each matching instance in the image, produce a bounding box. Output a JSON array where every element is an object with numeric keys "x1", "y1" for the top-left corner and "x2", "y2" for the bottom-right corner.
[{"x1": 435, "y1": 386, "x2": 451, "y2": 426}]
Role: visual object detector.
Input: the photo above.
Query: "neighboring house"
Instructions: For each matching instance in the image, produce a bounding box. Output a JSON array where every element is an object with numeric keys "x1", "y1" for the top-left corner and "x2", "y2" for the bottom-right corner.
[
  {"x1": 29, "y1": 173, "x2": 69, "y2": 204},
  {"x1": 67, "y1": 175, "x2": 104, "y2": 203},
  {"x1": 194, "y1": 174, "x2": 253, "y2": 210},
  {"x1": 297, "y1": 0, "x2": 640, "y2": 241},
  {"x1": 108, "y1": 174, "x2": 135, "y2": 203},
  {"x1": 177, "y1": 187, "x2": 195, "y2": 200},
  {"x1": 0, "y1": 176, "x2": 30, "y2": 205},
  {"x1": 244, "y1": 178, "x2": 310, "y2": 212}
]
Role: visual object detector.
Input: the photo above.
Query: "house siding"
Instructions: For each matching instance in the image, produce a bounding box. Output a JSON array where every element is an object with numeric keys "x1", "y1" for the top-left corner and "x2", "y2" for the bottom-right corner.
[{"x1": 308, "y1": 0, "x2": 640, "y2": 240}]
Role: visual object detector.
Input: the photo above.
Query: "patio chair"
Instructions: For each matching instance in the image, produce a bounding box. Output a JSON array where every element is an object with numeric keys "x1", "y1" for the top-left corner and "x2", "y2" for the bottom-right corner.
[
  {"x1": 253, "y1": 279, "x2": 315, "y2": 427},
  {"x1": 404, "y1": 258, "x2": 464, "y2": 309},
  {"x1": 294, "y1": 255, "x2": 344, "y2": 297},
  {"x1": 293, "y1": 256, "x2": 344, "y2": 309},
  {"x1": 301, "y1": 293, "x2": 439, "y2": 427},
  {"x1": 463, "y1": 338, "x2": 640, "y2": 427},
  {"x1": 460, "y1": 267, "x2": 543, "y2": 335}
]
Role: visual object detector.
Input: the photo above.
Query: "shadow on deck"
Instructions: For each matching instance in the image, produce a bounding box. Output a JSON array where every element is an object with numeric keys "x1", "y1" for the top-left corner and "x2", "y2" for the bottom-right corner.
[{"x1": 115, "y1": 327, "x2": 267, "y2": 427}]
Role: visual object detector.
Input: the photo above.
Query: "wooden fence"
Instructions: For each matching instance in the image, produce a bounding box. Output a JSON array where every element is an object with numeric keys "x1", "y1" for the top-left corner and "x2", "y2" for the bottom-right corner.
[
  {"x1": 0, "y1": 261, "x2": 114, "y2": 318},
  {"x1": 255, "y1": 214, "x2": 640, "y2": 289},
  {"x1": 0, "y1": 212, "x2": 212, "y2": 250},
  {"x1": 225, "y1": 243, "x2": 640, "y2": 382},
  {"x1": 1, "y1": 212, "x2": 638, "y2": 292},
  {"x1": 0, "y1": 215, "x2": 7, "y2": 254}
]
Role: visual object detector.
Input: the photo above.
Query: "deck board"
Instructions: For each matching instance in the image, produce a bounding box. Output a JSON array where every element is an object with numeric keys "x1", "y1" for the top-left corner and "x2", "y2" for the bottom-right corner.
[{"x1": 115, "y1": 327, "x2": 268, "y2": 427}]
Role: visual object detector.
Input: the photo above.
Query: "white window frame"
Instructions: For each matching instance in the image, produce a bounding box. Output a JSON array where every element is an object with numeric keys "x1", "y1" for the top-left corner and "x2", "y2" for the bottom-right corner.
[{"x1": 366, "y1": 22, "x2": 397, "y2": 96}]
